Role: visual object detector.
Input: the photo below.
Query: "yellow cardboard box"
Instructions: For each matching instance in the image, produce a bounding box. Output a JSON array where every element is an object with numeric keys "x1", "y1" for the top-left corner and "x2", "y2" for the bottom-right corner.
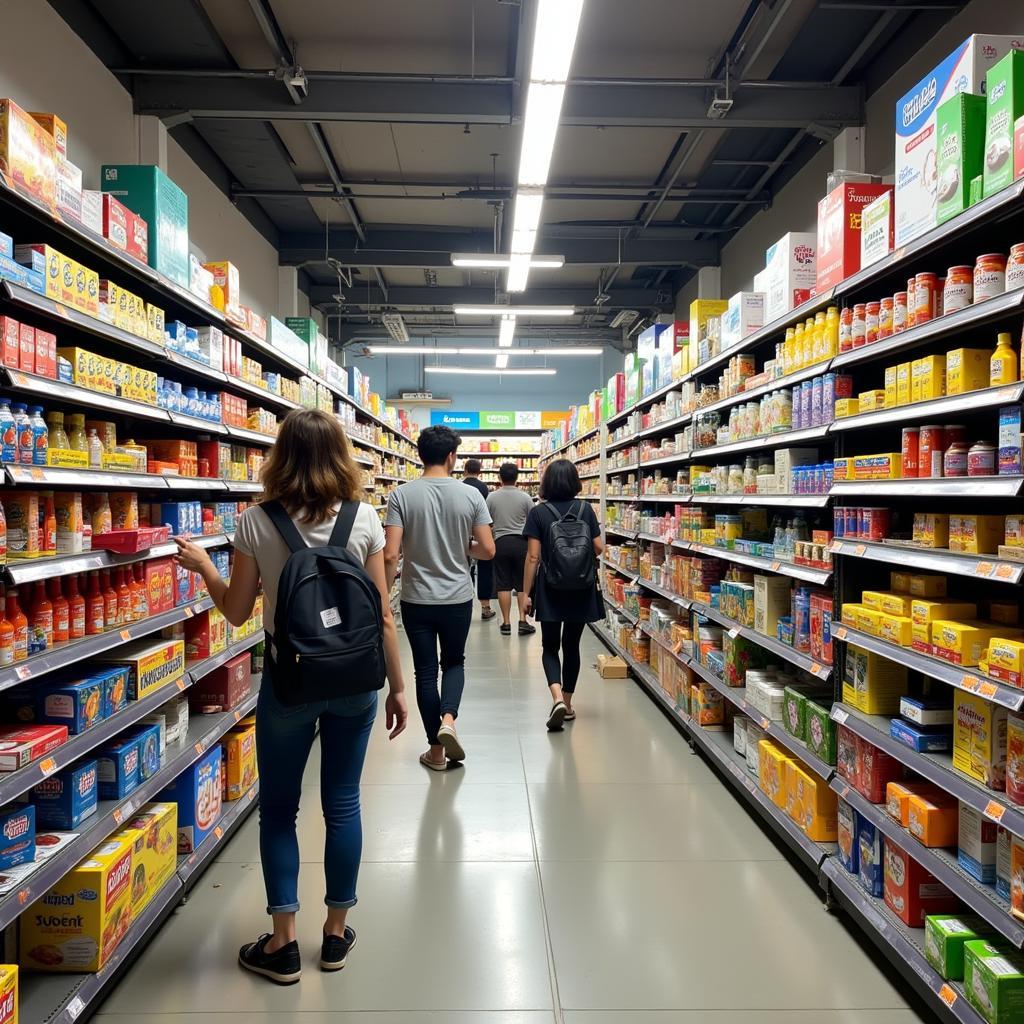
[
  {"x1": 842, "y1": 644, "x2": 908, "y2": 714},
  {"x1": 932, "y1": 621, "x2": 1017, "y2": 667},
  {"x1": 0, "y1": 965, "x2": 15, "y2": 1024},
  {"x1": 946, "y1": 347, "x2": 992, "y2": 395},
  {"x1": 986, "y1": 638, "x2": 1024, "y2": 687},
  {"x1": 223, "y1": 725, "x2": 257, "y2": 800},
  {"x1": 953, "y1": 690, "x2": 1007, "y2": 788},
  {"x1": 878, "y1": 613, "x2": 914, "y2": 647},
  {"x1": 911, "y1": 599, "x2": 978, "y2": 626},
  {"x1": 896, "y1": 361, "x2": 912, "y2": 406},
  {"x1": 911, "y1": 355, "x2": 946, "y2": 402},
  {"x1": 758, "y1": 740, "x2": 789, "y2": 808},
  {"x1": 913, "y1": 512, "x2": 949, "y2": 549},
  {"x1": 20, "y1": 835, "x2": 134, "y2": 972},
  {"x1": 953, "y1": 514, "x2": 1005, "y2": 555},
  {"x1": 97, "y1": 639, "x2": 184, "y2": 700},
  {"x1": 884, "y1": 365, "x2": 898, "y2": 408},
  {"x1": 908, "y1": 573, "x2": 947, "y2": 597},
  {"x1": 115, "y1": 802, "x2": 177, "y2": 914},
  {"x1": 790, "y1": 763, "x2": 838, "y2": 841}
]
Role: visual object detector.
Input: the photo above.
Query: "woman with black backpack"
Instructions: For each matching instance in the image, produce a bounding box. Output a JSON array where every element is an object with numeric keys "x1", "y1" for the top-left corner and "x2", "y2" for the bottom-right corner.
[
  {"x1": 174, "y1": 408, "x2": 408, "y2": 986},
  {"x1": 522, "y1": 458, "x2": 604, "y2": 731}
]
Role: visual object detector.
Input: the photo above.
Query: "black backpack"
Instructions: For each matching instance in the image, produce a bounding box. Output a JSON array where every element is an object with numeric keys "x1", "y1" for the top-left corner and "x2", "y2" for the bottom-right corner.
[
  {"x1": 542, "y1": 501, "x2": 596, "y2": 591},
  {"x1": 261, "y1": 500, "x2": 386, "y2": 705}
]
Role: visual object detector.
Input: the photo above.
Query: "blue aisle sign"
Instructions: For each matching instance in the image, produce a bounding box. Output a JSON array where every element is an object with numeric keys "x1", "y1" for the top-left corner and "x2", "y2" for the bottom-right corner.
[{"x1": 431, "y1": 410, "x2": 480, "y2": 429}]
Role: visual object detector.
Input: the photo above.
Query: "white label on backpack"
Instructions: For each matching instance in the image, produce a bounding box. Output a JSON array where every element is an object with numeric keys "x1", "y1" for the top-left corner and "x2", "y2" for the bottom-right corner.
[{"x1": 320, "y1": 607, "x2": 342, "y2": 628}]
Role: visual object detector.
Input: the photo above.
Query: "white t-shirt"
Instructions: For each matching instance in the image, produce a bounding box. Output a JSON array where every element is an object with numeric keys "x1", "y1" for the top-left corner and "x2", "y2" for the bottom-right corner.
[{"x1": 234, "y1": 501, "x2": 385, "y2": 626}]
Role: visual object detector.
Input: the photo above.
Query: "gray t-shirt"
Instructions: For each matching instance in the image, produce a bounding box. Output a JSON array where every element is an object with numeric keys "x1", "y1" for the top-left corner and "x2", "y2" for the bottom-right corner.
[
  {"x1": 486, "y1": 486, "x2": 533, "y2": 540},
  {"x1": 234, "y1": 501, "x2": 385, "y2": 626},
  {"x1": 385, "y1": 476, "x2": 491, "y2": 604}
]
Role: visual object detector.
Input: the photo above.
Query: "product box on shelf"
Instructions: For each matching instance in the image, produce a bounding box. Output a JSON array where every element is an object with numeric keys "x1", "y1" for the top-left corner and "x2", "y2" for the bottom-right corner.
[
  {"x1": 763, "y1": 232, "x2": 816, "y2": 322},
  {"x1": 114, "y1": 802, "x2": 177, "y2": 913},
  {"x1": 160, "y1": 744, "x2": 222, "y2": 854},
  {"x1": 925, "y1": 915, "x2": 992, "y2": 981},
  {"x1": 859, "y1": 191, "x2": 894, "y2": 268},
  {"x1": 190, "y1": 651, "x2": 251, "y2": 712},
  {"x1": 959, "y1": 802, "x2": 999, "y2": 883},
  {"x1": 837, "y1": 798, "x2": 858, "y2": 874},
  {"x1": 0, "y1": 965, "x2": 15, "y2": 1024},
  {"x1": 20, "y1": 833, "x2": 135, "y2": 973},
  {"x1": 884, "y1": 837, "x2": 959, "y2": 926},
  {"x1": 894, "y1": 35, "x2": 1021, "y2": 247},
  {"x1": 223, "y1": 724, "x2": 257, "y2": 800},
  {"x1": 816, "y1": 183, "x2": 892, "y2": 292},
  {"x1": 936, "y1": 92, "x2": 986, "y2": 224},
  {"x1": 101, "y1": 164, "x2": 189, "y2": 286},
  {"x1": 29, "y1": 111, "x2": 66, "y2": 159},
  {"x1": 96, "y1": 736, "x2": 141, "y2": 800},
  {"x1": 0, "y1": 805, "x2": 34, "y2": 872},
  {"x1": 984, "y1": 50, "x2": 1024, "y2": 198},
  {"x1": 688, "y1": 299, "x2": 727, "y2": 348},
  {"x1": 721, "y1": 291, "x2": 764, "y2": 349},
  {"x1": 954, "y1": 690, "x2": 1008, "y2": 789},
  {"x1": 963, "y1": 940, "x2": 1024, "y2": 1024},
  {"x1": 858, "y1": 817, "x2": 884, "y2": 897},
  {"x1": 204, "y1": 261, "x2": 243, "y2": 323},
  {"x1": 0, "y1": 724, "x2": 67, "y2": 772},
  {"x1": 0, "y1": 98, "x2": 57, "y2": 212},
  {"x1": 31, "y1": 760, "x2": 98, "y2": 830},
  {"x1": 97, "y1": 639, "x2": 185, "y2": 701},
  {"x1": 37, "y1": 676, "x2": 104, "y2": 735}
]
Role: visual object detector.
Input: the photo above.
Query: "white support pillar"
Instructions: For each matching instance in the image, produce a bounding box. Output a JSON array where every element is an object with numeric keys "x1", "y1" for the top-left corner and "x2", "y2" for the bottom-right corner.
[
  {"x1": 834, "y1": 127, "x2": 865, "y2": 175},
  {"x1": 278, "y1": 266, "x2": 300, "y2": 319},
  {"x1": 696, "y1": 265, "x2": 721, "y2": 299},
  {"x1": 136, "y1": 116, "x2": 168, "y2": 171}
]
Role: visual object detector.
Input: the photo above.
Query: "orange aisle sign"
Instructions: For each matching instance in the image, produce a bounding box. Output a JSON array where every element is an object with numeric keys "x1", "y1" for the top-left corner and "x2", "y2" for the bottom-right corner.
[{"x1": 541, "y1": 410, "x2": 570, "y2": 429}]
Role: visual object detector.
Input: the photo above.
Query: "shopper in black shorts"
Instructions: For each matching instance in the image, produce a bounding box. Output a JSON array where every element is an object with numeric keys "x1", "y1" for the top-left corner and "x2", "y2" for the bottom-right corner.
[
  {"x1": 462, "y1": 459, "x2": 496, "y2": 620},
  {"x1": 486, "y1": 463, "x2": 535, "y2": 636},
  {"x1": 523, "y1": 458, "x2": 604, "y2": 730}
]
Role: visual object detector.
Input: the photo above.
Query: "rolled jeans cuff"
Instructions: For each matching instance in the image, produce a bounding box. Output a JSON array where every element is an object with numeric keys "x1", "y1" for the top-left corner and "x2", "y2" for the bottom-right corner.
[
  {"x1": 267, "y1": 901, "x2": 300, "y2": 914},
  {"x1": 326, "y1": 895, "x2": 358, "y2": 910}
]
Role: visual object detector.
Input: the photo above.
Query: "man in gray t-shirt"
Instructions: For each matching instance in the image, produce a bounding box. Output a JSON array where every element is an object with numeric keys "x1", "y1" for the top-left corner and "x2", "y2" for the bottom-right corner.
[
  {"x1": 485, "y1": 463, "x2": 535, "y2": 635},
  {"x1": 384, "y1": 426, "x2": 495, "y2": 770}
]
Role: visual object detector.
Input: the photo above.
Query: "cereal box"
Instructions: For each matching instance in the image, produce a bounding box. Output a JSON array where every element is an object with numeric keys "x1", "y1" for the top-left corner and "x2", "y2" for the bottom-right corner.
[
  {"x1": 960, "y1": 802, "x2": 999, "y2": 884},
  {"x1": 887, "y1": 781, "x2": 943, "y2": 826},
  {"x1": 0, "y1": 805, "x2": 33, "y2": 871},
  {"x1": 0, "y1": 965, "x2": 15, "y2": 1024},
  {"x1": 837, "y1": 798, "x2": 858, "y2": 874},
  {"x1": 0, "y1": 99, "x2": 56, "y2": 211},
  {"x1": 115, "y1": 802, "x2": 176, "y2": 913},
  {"x1": 925, "y1": 915, "x2": 992, "y2": 981},
  {"x1": 884, "y1": 837, "x2": 959, "y2": 926},
  {"x1": 857, "y1": 734, "x2": 904, "y2": 803},
  {"x1": 96, "y1": 737, "x2": 140, "y2": 801},
  {"x1": 789, "y1": 763, "x2": 838, "y2": 841},
  {"x1": 964, "y1": 940, "x2": 1024, "y2": 1024},
  {"x1": 222, "y1": 725, "x2": 256, "y2": 801},
  {"x1": 96, "y1": 639, "x2": 184, "y2": 700},
  {"x1": 31, "y1": 760, "x2": 98, "y2": 830},
  {"x1": 1006, "y1": 714, "x2": 1024, "y2": 805},
  {"x1": 758, "y1": 740, "x2": 789, "y2": 808},
  {"x1": 20, "y1": 834, "x2": 134, "y2": 972},
  {"x1": 858, "y1": 817, "x2": 884, "y2": 897},
  {"x1": 954, "y1": 691, "x2": 1008, "y2": 788},
  {"x1": 160, "y1": 745, "x2": 222, "y2": 854}
]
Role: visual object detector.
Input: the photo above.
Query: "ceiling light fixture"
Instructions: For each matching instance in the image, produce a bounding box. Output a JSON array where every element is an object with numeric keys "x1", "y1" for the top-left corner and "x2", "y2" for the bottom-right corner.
[
  {"x1": 366, "y1": 345, "x2": 460, "y2": 355},
  {"x1": 380, "y1": 313, "x2": 409, "y2": 344},
  {"x1": 529, "y1": 0, "x2": 585, "y2": 82},
  {"x1": 498, "y1": 315, "x2": 516, "y2": 347},
  {"x1": 367, "y1": 345, "x2": 602, "y2": 357},
  {"x1": 424, "y1": 366, "x2": 557, "y2": 376},
  {"x1": 505, "y1": 253, "x2": 532, "y2": 293},
  {"x1": 453, "y1": 304, "x2": 575, "y2": 317},
  {"x1": 495, "y1": 352, "x2": 509, "y2": 369},
  {"x1": 450, "y1": 254, "x2": 565, "y2": 269},
  {"x1": 609, "y1": 309, "x2": 640, "y2": 330}
]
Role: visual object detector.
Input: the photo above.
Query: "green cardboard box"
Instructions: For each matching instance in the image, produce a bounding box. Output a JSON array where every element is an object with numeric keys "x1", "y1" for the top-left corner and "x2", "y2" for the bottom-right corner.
[
  {"x1": 984, "y1": 50, "x2": 1024, "y2": 198},
  {"x1": 782, "y1": 687, "x2": 807, "y2": 742},
  {"x1": 101, "y1": 165, "x2": 189, "y2": 286},
  {"x1": 804, "y1": 699, "x2": 836, "y2": 765},
  {"x1": 965, "y1": 939, "x2": 1024, "y2": 1023},
  {"x1": 936, "y1": 93, "x2": 986, "y2": 223},
  {"x1": 925, "y1": 915, "x2": 991, "y2": 981},
  {"x1": 970, "y1": 175, "x2": 985, "y2": 205},
  {"x1": 284, "y1": 317, "x2": 318, "y2": 344}
]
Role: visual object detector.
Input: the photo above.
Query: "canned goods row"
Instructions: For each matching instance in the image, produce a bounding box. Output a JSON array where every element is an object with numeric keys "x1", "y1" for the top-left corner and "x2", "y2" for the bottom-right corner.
[
  {"x1": 902, "y1": 424, "x2": 997, "y2": 478},
  {"x1": 833, "y1": 506, "x2": 891, "y2": 541}
]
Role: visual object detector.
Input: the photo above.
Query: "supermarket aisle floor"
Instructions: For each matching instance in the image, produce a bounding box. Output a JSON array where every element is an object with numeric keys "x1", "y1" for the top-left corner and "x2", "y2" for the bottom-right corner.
[{"x1": 96, "y1": 622, "x2": 926, "y2": 1024}]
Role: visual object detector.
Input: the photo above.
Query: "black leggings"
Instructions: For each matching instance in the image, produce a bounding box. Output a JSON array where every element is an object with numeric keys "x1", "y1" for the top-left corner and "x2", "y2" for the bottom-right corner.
[{"x1": 541, "y1": 620, "x2": 586, "y2": 693}]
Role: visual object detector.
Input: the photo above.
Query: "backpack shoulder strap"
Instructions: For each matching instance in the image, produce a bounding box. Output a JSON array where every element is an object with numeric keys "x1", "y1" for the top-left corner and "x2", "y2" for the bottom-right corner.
[
  {"x1": 328, "y1": 500, "x2": 360, "y2": 550},
  {"x1": 261, "y1": 500, "x2": 307, "y2": 554}
]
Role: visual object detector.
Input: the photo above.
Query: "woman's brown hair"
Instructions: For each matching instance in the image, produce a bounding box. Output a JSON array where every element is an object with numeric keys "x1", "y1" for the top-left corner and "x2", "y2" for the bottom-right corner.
[{"x1": 260, "y1": 408, "x2": 364, "y2": 523}]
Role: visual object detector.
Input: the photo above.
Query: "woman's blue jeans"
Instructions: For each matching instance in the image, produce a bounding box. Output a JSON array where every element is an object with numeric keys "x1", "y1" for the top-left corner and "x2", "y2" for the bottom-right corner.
[{"x1": 255, "y1": 678, "x2": 377, "y2": 914}]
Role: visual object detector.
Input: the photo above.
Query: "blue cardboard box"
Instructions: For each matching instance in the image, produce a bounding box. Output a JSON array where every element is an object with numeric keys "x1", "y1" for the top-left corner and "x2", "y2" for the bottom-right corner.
[
  {"x1": 96, "y1": 666, "x2": 129, "y2": 719},
  {"x1": 124, "y1": 723, "x2": 161, "y2": 781},
  {"x1": 0, "y1": 230, "x2": 12, "y2": 259},
  {"x1": 38, "y1": 677, "x2": 105, "y2": 734},
  {"x1": 890, "y1": 717, "x2": 952, "y2": 753},
  {"x1": 160, "y1": 744, "x2": 222, "y2": 853},
  {"x1": 0, "y1": 804, "x2": 34, "y2": 870},
  {"x1": 97, "y1": 736, "x2": 141, "y2": 800},
  {"x1": 858, "y1": 819, "x2": 884, "y2": 897},
  {"x1": 32, "y1": 759, "x2": 98, "y2": 830},
  {"x1": 838, "y1": 798, "x2": 859, "y2": 875}
]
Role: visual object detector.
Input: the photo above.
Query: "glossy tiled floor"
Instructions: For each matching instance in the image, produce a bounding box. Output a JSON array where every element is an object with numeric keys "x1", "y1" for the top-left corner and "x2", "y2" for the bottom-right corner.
[{"x1": 96, "y1": 618, "x2": 928, "y2": 1024}]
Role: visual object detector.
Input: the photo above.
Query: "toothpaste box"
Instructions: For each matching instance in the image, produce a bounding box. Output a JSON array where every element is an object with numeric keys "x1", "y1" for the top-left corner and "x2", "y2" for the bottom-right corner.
[
  {"x1": 936, "y1": 92, "x2": 987, "y2": 223},
  {"x1": 32, "y1": 760, "x2": 97, "y2": 830},
  {"x1": 0, "y1": 805, "x2": 34, "y2": 871},
  {"x1": 96, "y1": 736, "x2": 141, "y2": 801},
  {"x1": 124, "y1": 723, "x2": 161, "y2": 782},
  {"x1": 895, "y1": 35, "x2": 1022, "y2": 247}
]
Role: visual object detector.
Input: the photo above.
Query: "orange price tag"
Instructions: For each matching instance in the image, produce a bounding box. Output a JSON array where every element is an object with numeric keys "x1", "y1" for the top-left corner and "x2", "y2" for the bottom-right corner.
[
  {"x1": 30, "y1": 467, "x2": 44, "y2": 481},
  {"x1": 248, "y1": 787, "x2": 256, "y2": 801},
  {"x1": 233, "y1": 710, "x2": 242, "y2": 722},
  {"x1": 176, "y1": 679, "x2": 186, "y2": 691},
  {"x1": 996, "y1": 563, "x2": 1016, "y2": 579},
  {"x1": 771, "y1": 561, "x2": 781, "y2": 571},
  {"x1": 120, "y1": 629, "x2": 131, "y2": 641},
  {"x1": 812, "y1": 663, "x2": 827, "y2": 677},
  {"x1": 113, "y1": 808, "x2": 124, "y2": 825},
  {"x1": 10, "y1": 373, "x2": 25, "y2": 386},
  {"x1": 977, "y1": 562, "x2": 995, "y2": 577},
  {"x1": 53, "y1": 302, "x2": 69, "y2": 319},
  {"x1": 854, "y1": 544, "x2": 866, "y2": 556},
  {"x1": 839, "y1": 784, "x2": 849, "y2": 799},
  {"x1": 38, "y1": 757, "x2": 57, "y2": 777},
  {"x1": 961, "y1": 674, "x2": 981, "y2": 693},
  {"x1": 17, "y1": 888, "x2": 29, "y2": 905},
  {"x1": 833, "y1": 626, "x2": 848, "y2": 641},
  {"x1": 832, "y1": 541, "x2": 844, "y2": 553},
  {"x1": 194, "y1": 742, "x2": 204, "y2": 755},
  {"x1": 978, "y1": 682, "x2": 998, "y2": 699},
  {"x1": 984, "y1": 799, "x2": 1007, "y2": 822},
  {"x1": 214, "y1": 826, "x2": 223, "y2": 840},
  {"x1": 938, "y1": 984, "x2": 957, "y2": 1008}
]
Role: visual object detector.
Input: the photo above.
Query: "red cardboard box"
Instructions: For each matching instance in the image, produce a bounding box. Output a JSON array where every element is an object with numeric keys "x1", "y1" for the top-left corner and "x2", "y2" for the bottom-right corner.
[
  {"x1": 191, "y1": 652, "x2": 252, "y2": 712},
  {"x1": 34, "y1": 328, "x2": 55, "y2": 379},
  {"x1": 0, "y1": 317, "x2": 19, "y2": 368},
  {"x1": 18, "y1": 322, "x2": 33, "y2": 373},
  {"x1": 883, "y1": 838, "x2": 959, "y2": 925},
  {"x1": 102, "y1": 193, "x2": 129, "y2": 253},
  {"x1": 0, "y1": 723, "x2": 68, "y2": 771},
  {"x1": 126, "y1": 209, "x2": 148, "y2": 264},
  {"x1": 856, "y1": 734, "x2": 903, "y2": 802},
  {"x1": 142, "y1": 557, "x2": 175, "y2": 615},
  {"x1": 816, "y1": 183, "x2": 892, "y2": 292}
]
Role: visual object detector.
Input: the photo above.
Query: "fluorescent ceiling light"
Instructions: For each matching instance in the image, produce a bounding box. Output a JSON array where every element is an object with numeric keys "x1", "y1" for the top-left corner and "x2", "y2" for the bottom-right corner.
[
  {"x1": 530, "y1": 0, "x2": 585, "y2": 83},
  {"x1": 498, "y1": 315, "x2": 516, "y2": 347},
  {"x1": 509, "y1": 189, "x2": 545, "y2": 254},
  {"x1": 517, "y1": 82, "x2": 565, "y2": 187},
  {"x1": 453, "y1": 305, "x2": 575, "y2": 317},
  {"x1": 523, "y1": 346, "x2": 602, "y2": 355},
  {"x1": 425, "y1": 366, "x2": 557, "y2": 376},
  {"x1": 495, "y1": 352, "x2": 509, "y2": 369},
  {"x1": 450, "y1": 253, "x2": 565, "y2": 269},
  {"x1": 505, "y1": 254, "x2": 532, "y2": 293},
  {"x1": 367, "y1": 345, "x2": 460, "y2": 355},
  {"x1": 380, "y1": 312, "x2": 409, "y2": 344}
]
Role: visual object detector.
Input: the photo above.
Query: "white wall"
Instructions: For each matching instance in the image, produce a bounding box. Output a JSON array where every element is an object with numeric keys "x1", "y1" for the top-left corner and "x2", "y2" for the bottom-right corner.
[
  {"x1": 681, "y1": 0, "x2": 1024, "y2": 302},
  {"x1": 0, "y1": 0, "x2": 281, "y2": 317}
]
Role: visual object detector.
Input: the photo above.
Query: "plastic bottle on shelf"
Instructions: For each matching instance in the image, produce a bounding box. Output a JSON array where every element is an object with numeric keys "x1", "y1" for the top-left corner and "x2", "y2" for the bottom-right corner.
[
  {"x1": 66, "y1": 575, "x2": 85, "y2": 640},
  {"x1": 49, "y1": 578, "x2": 69, "y2": 644},
  {"x1": 91, "y1": 493, "x2": 112, "y2": 538},
  {"x1": 115, "y1": 567, "x2": 132, "y2": 624},
  {"x1": 42, "y1": 493, "x2": 55, "y2": 555},
  {"x1": 85, "y1": 573, "x2": 105, "y2": 635},
  {"x1": 0, "y1": 399, "x2": 15, "y2": 464},
  {"x1": 12, "y1": 403, "x2": 30, "y2": 466},
  {"x1": 6, "y1": 588, "x2": 28, "y2": 662},
  {"x1": 0, "y1": 499, "x2": 6, "y2": 567},
  {"x1": 87, "y1": 428, "x2": 103, "y2": 469},
  {"x1": 30, "y1": 580, "x2": 52, "y2": 654},
  {"x1": 46, "y1": 411, "x2": 69, "y2": 451},
  {"x1": 991, "y1": 332, "x2": 1018, "y2": 386},
  {"x1": 100, "y1": 569, "x2": 118, "y2": 628},
  {"x1": 28, "y1": 407, "x2": 47, "y2": 467},
  {"x1": 0, "y1": 591, "x2": 13, "y2": 667},
  {"x1": 824, "y1": 306, "x2": 840, "y2": 358},
  {"x1": 67, "y1": 413, "x2": 86, "y2": 453}
]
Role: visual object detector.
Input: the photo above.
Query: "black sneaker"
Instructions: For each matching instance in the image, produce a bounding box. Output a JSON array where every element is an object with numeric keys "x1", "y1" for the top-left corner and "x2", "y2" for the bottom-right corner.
[
  {"x1": 238, "y1": 933, "x2": 301, "y2": 984},
  {"x1": 500, "y1": 623, "x2": 512, "y2": 636},
  {"x1": 546, "y1": 701, "x2": 567, "y2": 731},
  {"x1": 321, "y1": 926, "x2": 357, "y2": 971},
  {"x1": 518, "y1": 622, "x2": 536, "y2": 636}
]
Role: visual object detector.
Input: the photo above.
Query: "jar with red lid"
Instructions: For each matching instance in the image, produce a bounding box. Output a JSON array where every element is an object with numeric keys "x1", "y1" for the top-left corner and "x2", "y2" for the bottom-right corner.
[
  {"x1": 944, "y1": 266, "x2": 973, "y2": 313},
  {"x1": 919, "y1": 424, "x2": 945, "y2": 478},
  {"x1": 1007, "y1": 243, "x2": 1024, "y2": 292},
  {"x1": 878, "y1": 297, "x2": 894, "y2": 339},
  {"x1": 839, "y1": 307, "x2": 853, "y2": 352},
  {"x1": 865, "y1": 301, "x2": 880, "y2": 344},
  {"x1": 915, "y1": 272, "x2": 938, "y2": 324},
  {"x1": 906, "y1": 277, "x2": 917, "y2": 328},
  {"x1": 968, "y1": 441, "x2": 996, "y2": 477},
  {"x1": 943, "y1": 441, "x2": 969, "y2": 477},
  {"x1": 974, "y1": 253, "x2": 1007, "y2": 303},
  {"x1": 852, "y1": 303, "x2": 866, "y2": 347},
  {"x1": 893, "y1": 291, "x2": 908, "y2": 333}
]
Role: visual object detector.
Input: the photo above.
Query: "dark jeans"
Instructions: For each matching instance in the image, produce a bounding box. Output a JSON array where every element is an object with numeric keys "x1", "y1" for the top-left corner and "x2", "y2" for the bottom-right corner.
[
  {"x1": 401, "y1": 599, "x2": 473, "y2": 744},
  {"x1": 256, "y1": 677, "x2": 377, "y2": 913},
  {"x1": 541, "y1": 620, "x2": 586, "y2": 693},
  {"x1": 475, "y1": 559, "x2": 494, "y2": 602}
]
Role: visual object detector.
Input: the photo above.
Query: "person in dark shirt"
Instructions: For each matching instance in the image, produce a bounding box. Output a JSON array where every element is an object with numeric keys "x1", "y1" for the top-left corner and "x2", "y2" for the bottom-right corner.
[{"x1": 462, "y1": 459, "x2": 496, "y2": 620}]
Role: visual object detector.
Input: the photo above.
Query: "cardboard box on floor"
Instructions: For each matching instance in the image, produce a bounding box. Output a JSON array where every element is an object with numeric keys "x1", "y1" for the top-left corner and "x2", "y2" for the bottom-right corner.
[{"x1": 597, "y1": 654, "x2": 628, "y2": 678}]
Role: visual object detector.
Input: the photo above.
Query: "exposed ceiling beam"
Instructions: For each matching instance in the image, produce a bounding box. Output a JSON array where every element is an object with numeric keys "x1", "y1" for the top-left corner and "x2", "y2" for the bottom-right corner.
[
  {"x1": 130, "y1": 75, "x2": 863, "y2": 129},
  {"x1": 310, "y1": 285, "x2": 669, "y2": 309},
  {"x1": 335, "y1": 322, "x2": 622, "y2": 345},
  {"x1": 278, "y1": 229, "x2": 719, "y2": 269}
]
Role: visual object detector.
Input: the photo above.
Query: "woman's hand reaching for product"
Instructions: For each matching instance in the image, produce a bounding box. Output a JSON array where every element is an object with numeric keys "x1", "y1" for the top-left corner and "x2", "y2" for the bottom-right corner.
[
  {"x1": 386, "y1": 689, "x2": 408, "y2": 740},
  {"x1": 173, "y1": 535, "x2": 213, "y2": 574}
]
